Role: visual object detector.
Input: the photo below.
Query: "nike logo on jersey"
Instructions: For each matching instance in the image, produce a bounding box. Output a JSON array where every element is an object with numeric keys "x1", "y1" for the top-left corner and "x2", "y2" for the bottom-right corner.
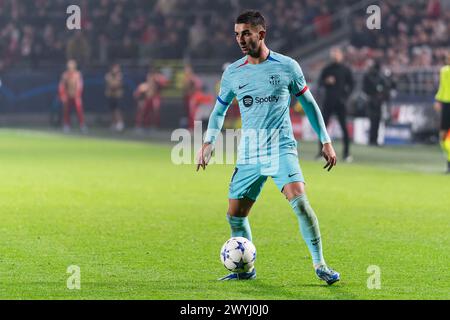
[
  {"x1": 238, "y1": 83, "x2": 249, "y2": 90},
  {"x1": 288, "y1": 173, "x2": 300, "y2": 178}
]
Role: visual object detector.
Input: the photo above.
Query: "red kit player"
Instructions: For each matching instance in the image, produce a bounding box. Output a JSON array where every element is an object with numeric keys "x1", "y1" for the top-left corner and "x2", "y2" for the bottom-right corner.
[{"x1": 59, "y1": 60, "x2": 87, "y2": 133}]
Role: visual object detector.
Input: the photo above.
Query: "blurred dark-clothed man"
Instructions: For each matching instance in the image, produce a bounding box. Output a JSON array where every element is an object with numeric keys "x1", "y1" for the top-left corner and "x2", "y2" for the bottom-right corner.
[
  {"x1": 362, "y1": 60, "x2": 393, "y2": 146},
  {"x1": 318, "y1": 47, "x2": 354, "y2": 162}
]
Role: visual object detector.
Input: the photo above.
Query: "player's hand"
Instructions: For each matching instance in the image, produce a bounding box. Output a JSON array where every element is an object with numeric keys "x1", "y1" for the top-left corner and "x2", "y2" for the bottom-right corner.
[
  {"x1": 325, "y1": 76, "x2": 336, "y2": 85},
  {"x1": 60, "y1": 95, "x2": 67, "y2": 104},
  {"x1": 196, "y1": 142, "x2": 213, "y2": 171},
  {"x1": 322, "y1": 142, "x2": 337, "y2": 172}
]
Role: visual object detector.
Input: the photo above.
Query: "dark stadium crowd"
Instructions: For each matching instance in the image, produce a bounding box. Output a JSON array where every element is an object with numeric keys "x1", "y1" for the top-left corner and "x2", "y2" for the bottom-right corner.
[
  {"x1": 348, "y1": 0, "x2": 450, "y2": 70},
  {"x1": 0, "y1": 0, "x2": 449, "y2": 71},
  {"x1": 0, "y1": 0, "x2": 360, "y2": 69}
]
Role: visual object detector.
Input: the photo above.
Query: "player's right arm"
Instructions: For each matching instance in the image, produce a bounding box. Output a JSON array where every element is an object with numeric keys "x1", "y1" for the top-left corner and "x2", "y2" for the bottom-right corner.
[{"x1": 196, "y1": 69, "x2": 235, "y2": 171}]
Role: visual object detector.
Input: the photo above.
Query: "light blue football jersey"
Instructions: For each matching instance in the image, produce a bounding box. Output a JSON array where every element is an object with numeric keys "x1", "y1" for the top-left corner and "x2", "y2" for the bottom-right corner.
[{"x1": 205, "y1": 51, "x2": 327, "y2": 163}]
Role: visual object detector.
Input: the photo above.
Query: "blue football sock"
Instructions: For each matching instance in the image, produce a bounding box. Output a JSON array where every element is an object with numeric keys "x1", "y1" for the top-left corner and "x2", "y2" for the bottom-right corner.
[
  {"x1": 227, "y1": 215, "x2": 252, "y2": 241},
  {"x1": 290, "y1": 194, "x2": 325, "y2": 266}
]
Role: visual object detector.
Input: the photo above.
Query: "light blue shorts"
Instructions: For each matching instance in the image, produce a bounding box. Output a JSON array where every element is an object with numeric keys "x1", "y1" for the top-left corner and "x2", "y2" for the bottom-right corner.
[{"x1": 228, "y1": 153, "x2": 305, "y2": 201}]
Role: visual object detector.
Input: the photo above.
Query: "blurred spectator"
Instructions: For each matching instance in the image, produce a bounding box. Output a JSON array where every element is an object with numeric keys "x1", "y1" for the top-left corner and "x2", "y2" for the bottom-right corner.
[
  {"x1": 349, "y1": 0, "x2": 450, "y2": 70},
  {"x1": 362, "y1": 60, "x2": 393, "y2": 146},
  {"x1": 66, "y1": 31, "x2": 91, "y2": 67},
  {"x1": 105, "y1": 63, "x2": 125, "y2": 132},
  {"x1": 189, "y1": 16, "x2": 207, "y2": 56},
  {"x1": 314, "y1": 5, "x2": 332, "y2": 37},
  {"x1": 427, "y1": 0, "x2": 441, "y2": 18}
]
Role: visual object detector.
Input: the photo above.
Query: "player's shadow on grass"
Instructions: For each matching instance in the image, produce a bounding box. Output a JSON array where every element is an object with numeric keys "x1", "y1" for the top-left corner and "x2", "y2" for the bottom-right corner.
[{"x1": 217, "y1": 280, "x2": 358, "y2": 300}]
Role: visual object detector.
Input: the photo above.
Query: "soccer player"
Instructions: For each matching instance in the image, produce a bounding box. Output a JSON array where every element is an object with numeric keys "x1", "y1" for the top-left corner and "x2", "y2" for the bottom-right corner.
[
  {"x1": 134, "y1": 67, "x2": 168, "y2": 132},
  {"x1": 434, "y1": 52, "x2": 450, "y2": 173},
  {"x1": 105, "y1": 63, "x2": 125, "y2": 132},
  {"x1": 183, "y1": 64, "x2": 203, "y2": 130},
  {"x1": 59, "y1": 60, "x2": 86, "y2": 133},
  {"x1": 196, "y1": 11, "x2": 340, "y2": 284}
]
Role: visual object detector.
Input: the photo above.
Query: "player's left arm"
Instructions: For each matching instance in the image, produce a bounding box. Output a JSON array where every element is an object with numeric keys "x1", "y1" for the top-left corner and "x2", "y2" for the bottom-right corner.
[{"x1": 289, "y1": 59, "x2": 337, "y2": 171}]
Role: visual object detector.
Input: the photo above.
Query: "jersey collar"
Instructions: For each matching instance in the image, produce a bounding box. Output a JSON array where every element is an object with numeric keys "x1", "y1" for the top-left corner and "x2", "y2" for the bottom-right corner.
[{"x1": 237, "y1": 51, "x2": 279, "y2": 68}]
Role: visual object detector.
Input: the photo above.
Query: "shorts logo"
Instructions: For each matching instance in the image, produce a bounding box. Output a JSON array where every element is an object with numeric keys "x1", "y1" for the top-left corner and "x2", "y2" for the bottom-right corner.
[
  {"x1": 243, "y1": 95, "x2": 254, "y2": 108},
  {"x1": 269, "y1": 74, "x2": 281, "y2": 85}
]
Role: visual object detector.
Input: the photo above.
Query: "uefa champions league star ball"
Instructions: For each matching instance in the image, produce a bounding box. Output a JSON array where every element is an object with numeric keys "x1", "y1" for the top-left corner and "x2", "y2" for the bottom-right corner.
[{"x1": 220, "y1": 237, "x2": 256, "y2": 273}]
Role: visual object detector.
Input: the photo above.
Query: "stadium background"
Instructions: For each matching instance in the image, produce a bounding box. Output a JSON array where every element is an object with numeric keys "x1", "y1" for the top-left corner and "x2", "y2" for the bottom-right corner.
[
  {"x1": 0, "y1": 0, "x2": 449, "y2": 300},
  {"x1": 0, "y1": 0, "x2": 448, "y2": 144}
]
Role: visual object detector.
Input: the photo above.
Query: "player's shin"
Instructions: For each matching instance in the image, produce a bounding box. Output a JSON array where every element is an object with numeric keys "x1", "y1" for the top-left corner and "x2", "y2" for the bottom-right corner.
[
  {"x1": 289, "y1": 194, "x2": 325, "y2": 267},
  {"x1": 227, "y1": 215, "x2": 253, "y2": 241},
  {"x1": 443, "y1": 131, "x2": 450, "y2": 171}
]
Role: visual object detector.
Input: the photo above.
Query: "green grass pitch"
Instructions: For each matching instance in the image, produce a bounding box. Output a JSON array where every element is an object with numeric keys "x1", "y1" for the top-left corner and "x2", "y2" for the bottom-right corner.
[{"x1": 0, "y1": 129, "x2": 448, "y2": 300}]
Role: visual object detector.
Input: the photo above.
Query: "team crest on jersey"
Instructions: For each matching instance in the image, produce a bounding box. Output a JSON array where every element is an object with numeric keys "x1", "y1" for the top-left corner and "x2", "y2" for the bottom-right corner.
[{"x1": 269, "y1": 74, "x2": 281, "y2": 85}]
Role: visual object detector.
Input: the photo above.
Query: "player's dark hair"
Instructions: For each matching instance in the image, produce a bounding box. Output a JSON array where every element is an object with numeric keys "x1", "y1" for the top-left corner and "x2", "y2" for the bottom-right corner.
[{"x1": 236, "y1": 10, "x2": 266, "y2": 30}]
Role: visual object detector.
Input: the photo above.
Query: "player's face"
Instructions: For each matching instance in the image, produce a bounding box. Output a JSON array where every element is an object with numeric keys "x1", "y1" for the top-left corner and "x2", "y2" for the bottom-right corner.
[
  {"x1": 67, "y1": 60, "x2": 77, "y2": 71},
  {"x1": 112, "y1": 64, "x2": 120, "y2": 74},
  {"x1": 234, "y1": 23, "x2": 264, "y2": 57}
]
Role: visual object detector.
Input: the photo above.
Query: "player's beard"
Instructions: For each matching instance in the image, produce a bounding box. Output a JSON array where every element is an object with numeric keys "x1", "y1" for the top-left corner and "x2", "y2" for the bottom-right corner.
[{"x1": 245, "y1": 42, "x2": 261, "y2": 58}]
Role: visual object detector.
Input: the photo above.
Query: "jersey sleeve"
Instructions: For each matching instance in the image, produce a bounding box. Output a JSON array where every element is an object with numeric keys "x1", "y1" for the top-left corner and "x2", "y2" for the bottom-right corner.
[
  {"x1": 289, "y1": 59, "x2": 331, "y2": 144},
  {"x1": 288, "y1": 59, "x2": 308, "y2": 96},
  {"x1": 204, "y1": 69, "x2": 236, "y2": 144},
  {"x1": 217, "y1": 69, "x2": 236, "y2": 105}
]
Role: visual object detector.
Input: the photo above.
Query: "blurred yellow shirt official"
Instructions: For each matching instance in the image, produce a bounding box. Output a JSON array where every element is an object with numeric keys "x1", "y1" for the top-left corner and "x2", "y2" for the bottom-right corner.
[{"x1": 435, "y1": 65, "x2": 450, "y2": 103}]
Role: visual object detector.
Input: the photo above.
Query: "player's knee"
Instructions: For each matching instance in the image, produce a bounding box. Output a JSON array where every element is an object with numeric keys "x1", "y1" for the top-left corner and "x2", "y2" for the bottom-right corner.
[
  {"x1": 284, "y1": 189, "x2": 306, "y2": 202},
  {"x1": 283, "y1": 182, "x2": 306, "y2": 201},
  {"x1": 228, "y1": 198, "x2": 253, "y2": 217},
  {"x1": 227, "y1": 207, "x2": 250, "y2": 217}
]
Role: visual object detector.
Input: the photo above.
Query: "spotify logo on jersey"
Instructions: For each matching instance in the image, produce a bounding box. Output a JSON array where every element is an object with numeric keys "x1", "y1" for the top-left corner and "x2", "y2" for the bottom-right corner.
[
  {"x1": 242, "y1": 95, "x2": 280, "y2": 108},
  {"x1": 243, "y1": 95, "x2": 254, "y2": 108}
]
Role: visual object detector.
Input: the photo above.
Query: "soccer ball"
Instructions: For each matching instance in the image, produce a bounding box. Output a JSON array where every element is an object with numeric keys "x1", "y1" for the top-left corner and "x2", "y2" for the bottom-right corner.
[{"x1": 220, "y1": 237, "x2": 256, "y2": 273}]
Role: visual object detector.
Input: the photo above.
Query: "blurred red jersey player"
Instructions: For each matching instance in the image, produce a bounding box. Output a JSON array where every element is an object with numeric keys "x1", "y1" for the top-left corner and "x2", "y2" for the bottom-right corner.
[
  {"x1": 183, "y1": 64, "x2": 214, "y2": 130},
  {"x1": 59, "y1": 60, "x2": 86, "y2": 133},
  {"x1": 134, "y1": 67, "x2": 168, "y2": 131}
]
